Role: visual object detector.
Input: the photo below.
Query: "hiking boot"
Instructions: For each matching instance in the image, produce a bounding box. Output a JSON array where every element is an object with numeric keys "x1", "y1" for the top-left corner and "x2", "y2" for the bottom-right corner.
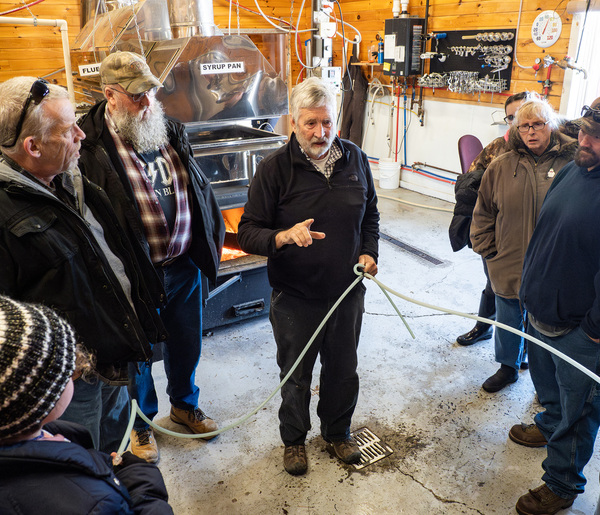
[
  {"x1": 283, "y1": 444, "x2": 307, "y2": 475},
  {"x1": 170, "y1": 406, "x2": 218, "y2": 439},
  {"x1": 509, "y1": 423, "x2": 547, "y2": 447},
  {"x1": 482, "y1": 365, "x2": 518, "y2": 393},
  {"x1": 516, "y1": 484, "x2": 576, "y2": 515},
  {"x1": 331, "y1": 437, "x2": 362, "y2": 464},
  {"x1": 130, "y1": 428, "x2": 159, "y2": 463}
]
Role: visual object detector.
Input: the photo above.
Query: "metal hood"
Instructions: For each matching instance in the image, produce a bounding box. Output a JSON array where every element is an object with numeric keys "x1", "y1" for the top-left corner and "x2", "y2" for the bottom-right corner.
[{"x1": 72, "y1": 0, "x2": 288, "y2": 124}]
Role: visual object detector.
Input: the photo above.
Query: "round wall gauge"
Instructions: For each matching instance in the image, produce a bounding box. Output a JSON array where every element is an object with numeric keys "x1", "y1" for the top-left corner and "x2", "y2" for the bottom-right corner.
[{"x1": 532, "y1": 10, "x2": 562, "y2": 48}]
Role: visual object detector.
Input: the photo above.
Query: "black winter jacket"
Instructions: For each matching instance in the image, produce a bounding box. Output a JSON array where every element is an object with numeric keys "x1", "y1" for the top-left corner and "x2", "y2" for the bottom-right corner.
[
  {"x1": 0, "y1": 160, "x2": 167, "y2": 370},
  {"x1": 0, "y1": 421, "x2": 173, "y2": 515},
  {"x1": 237, "y1": 134, "x2": 379, "y2": 299},
  {"x1": 77, "y1": 101, "x2": 225, "y2": 282}
]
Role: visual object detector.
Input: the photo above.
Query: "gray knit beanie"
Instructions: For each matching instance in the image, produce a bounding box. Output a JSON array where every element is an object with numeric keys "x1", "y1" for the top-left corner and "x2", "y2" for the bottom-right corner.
[{"x1": 0, "y1": 297, "x2": 76, "y2": 440}]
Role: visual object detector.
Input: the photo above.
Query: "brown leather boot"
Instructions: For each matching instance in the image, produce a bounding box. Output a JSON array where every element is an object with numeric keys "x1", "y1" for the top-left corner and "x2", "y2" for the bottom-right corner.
[{"x1": 170, "y1": 406, "x2": 218, "y2": 439}]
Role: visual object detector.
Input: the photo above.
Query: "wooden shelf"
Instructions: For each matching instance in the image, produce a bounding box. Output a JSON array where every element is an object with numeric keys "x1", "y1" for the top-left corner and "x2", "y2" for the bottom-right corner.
[{"x1": 351, "y1": 61, "x2": 383, "y2": 66}]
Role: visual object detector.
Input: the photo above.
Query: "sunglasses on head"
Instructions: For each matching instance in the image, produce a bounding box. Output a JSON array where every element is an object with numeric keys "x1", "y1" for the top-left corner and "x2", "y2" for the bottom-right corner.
[
  {"x1": 581, "y1": 105, "x2": 600, "y2": 123},
  {"x1": 4, "y1": 78, "x2": 49, "y2": 148}
]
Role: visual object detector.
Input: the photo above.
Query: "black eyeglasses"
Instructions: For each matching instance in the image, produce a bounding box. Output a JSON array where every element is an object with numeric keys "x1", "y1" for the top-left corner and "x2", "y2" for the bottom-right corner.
[
  {"x1": 581, "y1": 105, "x2": 600, "y2": 123},
  {"x1": 4, "y1": 78, "x2": 49, "y2": 148},
  {"x1": 517, "y1": 121, "x2": 548, "y2": 134},
  {"x1": 504, "y1": 114, "x2": 515, "y2": 124},
  {"x1": 108, "y1": 87, "x2": 157, "y2": 103}
]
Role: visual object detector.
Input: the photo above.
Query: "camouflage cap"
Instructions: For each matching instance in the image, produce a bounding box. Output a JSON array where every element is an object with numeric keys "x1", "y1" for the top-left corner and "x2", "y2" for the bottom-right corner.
[
  {"x1": 100, "y1": 51, "x2": 161, "y2": 94},
  {"x1": 575, "y1": 97, "x2": 600, "y2": 138}
]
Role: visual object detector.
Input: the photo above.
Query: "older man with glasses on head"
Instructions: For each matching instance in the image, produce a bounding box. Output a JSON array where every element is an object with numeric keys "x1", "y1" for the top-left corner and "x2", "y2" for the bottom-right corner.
[
  {"x1": 470, "y1": 95, "x2": 578, "y2": 394},
  {"x1": 0, "y1": 76, "x2": 167, "y2": 453},
  {"x1": 77, "y1": 51, "x2": 225, "y2": 464}
]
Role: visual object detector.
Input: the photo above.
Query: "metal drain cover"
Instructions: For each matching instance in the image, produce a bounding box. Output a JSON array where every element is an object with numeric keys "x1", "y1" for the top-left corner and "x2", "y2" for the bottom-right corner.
[{"x1": 350, "y1": 427, "x2": 393, "y2": 470}]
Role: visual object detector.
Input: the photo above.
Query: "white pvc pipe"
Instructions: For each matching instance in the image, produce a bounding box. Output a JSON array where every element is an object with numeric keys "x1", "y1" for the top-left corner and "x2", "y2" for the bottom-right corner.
[{"x1": 0, "y1": 16, "x2": 75, "y2": 104}]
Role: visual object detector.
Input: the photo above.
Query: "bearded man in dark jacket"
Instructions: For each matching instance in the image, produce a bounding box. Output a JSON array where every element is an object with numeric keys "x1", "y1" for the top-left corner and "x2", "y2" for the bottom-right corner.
[
  {"x1": 238, "y1": 77, "x2": 380, "y2": 476},
  {"x1": 77, "y1": 52, "x2": 225, "y2": 463}
]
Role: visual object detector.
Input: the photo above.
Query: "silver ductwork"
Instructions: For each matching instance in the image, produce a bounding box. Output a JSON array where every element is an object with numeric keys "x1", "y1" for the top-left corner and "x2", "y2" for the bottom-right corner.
[
  {"x1": 72, "y1": 0, "x2": 288, "y2": 125},
  {"x1": 80, "y1": 0, "x2": 216, "y2": 38},
  {"x1": 169, "y1": 0, "x2": 216, "y2": 37}
]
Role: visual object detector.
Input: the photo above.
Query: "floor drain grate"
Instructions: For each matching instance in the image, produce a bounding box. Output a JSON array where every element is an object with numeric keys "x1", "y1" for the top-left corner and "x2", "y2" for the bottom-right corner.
[
  {"x1": 350, "y1": 427, "x2": 394, "y2": 470},
  {"x1": 380, "y1": 232, "x2": 444, "y2": 266}
]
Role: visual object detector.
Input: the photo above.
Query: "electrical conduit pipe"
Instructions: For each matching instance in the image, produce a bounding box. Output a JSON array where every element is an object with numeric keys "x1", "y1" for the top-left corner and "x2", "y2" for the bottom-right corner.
[{"x1": 0, "y1": 16, "x2": 74, "y2": 104}]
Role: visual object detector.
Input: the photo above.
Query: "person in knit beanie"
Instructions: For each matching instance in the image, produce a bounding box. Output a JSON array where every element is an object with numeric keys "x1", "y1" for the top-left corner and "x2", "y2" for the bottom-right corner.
[
  {"x1": 0, "y1": 296, "x2": 77, "y2": 442},
  {"x1": 0, "y1": 296, "x2": 173, "y2": 514}
]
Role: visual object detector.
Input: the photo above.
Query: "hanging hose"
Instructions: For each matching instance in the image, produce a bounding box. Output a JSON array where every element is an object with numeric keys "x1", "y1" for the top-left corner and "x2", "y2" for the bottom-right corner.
[
  {"x1": 117, "y1": 271, "x2": 371, "y2": 455},
  {"x1": 114, "y1": 261, "x2": 600, "y2": 460}
]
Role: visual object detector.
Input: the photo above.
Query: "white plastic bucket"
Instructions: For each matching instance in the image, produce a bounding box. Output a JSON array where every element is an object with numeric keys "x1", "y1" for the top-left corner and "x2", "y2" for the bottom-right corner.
[{"x1": 378, "y1": 159, "x2": 401, "y2": 189}]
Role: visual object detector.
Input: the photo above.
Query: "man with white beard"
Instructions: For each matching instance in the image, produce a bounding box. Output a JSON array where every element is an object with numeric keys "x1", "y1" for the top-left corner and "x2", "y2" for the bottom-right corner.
[{"x1": 78, "y1": 52, "x2": 225, "y2": 463}]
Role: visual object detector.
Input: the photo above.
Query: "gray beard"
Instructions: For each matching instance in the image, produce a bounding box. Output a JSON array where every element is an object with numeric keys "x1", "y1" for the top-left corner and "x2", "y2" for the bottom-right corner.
[{"x1": 112, "y1": 102, "x2": 169, "y2": 154}]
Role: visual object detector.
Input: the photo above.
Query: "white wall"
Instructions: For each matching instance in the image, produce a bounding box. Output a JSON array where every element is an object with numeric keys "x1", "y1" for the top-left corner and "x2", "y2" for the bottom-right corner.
[
  {"x1": 362, "y1": 94, "x2": 509, "y2": 170},
  {"x1": 359, "y1": 92, "x2": 510, "y2": 201}
]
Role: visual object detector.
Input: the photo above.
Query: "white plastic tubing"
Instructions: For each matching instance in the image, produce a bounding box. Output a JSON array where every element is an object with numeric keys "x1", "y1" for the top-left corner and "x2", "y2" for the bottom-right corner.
[{"x1": 0, "y1": 16, "x2": 75, "y2": 104}]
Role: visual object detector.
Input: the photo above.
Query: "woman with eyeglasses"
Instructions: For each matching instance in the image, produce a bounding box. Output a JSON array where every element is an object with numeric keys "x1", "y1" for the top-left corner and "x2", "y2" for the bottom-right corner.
[{"x1": 470, "y1": 95, "x2": 578, "y2": 394}]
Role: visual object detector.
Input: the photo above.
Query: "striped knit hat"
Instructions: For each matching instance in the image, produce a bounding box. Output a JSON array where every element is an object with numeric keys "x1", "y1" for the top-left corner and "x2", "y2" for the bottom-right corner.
[{"x1": 0, "y1": 297, "x2": 76, "y2": 440}]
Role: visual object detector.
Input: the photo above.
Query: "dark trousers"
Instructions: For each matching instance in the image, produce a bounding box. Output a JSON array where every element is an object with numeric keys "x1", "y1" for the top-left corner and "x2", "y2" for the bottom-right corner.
[
  {"x1": 476, "y1": 256, "x2": 496, "y2": 327},
  {"x1": 270, "y1": 284, "x2": 366, "y2": 446}
]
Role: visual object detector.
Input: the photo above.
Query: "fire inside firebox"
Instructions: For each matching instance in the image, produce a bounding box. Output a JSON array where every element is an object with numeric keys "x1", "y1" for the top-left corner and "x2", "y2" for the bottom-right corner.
[
  {"x1": 201, "y1": 205, "x2": 271, "y2": 331},
  {"x1": 221, "y1": 207, "x2": 247, "y2": 261}
]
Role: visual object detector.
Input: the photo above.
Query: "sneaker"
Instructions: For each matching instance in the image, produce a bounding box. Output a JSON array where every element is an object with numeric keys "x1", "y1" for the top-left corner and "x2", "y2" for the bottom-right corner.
[
  {"x1": 170, "y1": 406, "x2": 218, "y2": 440},
  {"x1": 283, "y1": 444, "x2": 307, "y2": 475},
  {"x1": 130, "y1": 428, "x2": 159, "y2": 463},
  {"x1": 456, "y1": 325, "x2": 493, "y2": 346},
  {"x1": 482, "y1": 365, "x2": 518, "y2": 393},
  {"x1": 509, "y1": 423, "x2": 547, "y2": 447},
  {"x1": 516, "y1": 484, "x2": 576, "y2": 515},
  {"x1": 330, "y1": 437, "x2": 362, "y2": 464}
]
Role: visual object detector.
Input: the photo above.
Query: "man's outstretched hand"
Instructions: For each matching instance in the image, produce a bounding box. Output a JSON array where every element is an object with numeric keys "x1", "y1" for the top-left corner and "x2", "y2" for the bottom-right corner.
[{"x1": 276, "y1": 218, "x2": 326, "y2": 249}]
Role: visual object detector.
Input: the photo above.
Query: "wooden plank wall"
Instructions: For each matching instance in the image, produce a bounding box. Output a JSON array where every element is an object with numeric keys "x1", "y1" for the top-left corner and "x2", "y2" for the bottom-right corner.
[
  {"x1": 0, "y1": 0, "x2": 81, "y2": 84},
  {"x1": 0, "y1": 0, "x2": 572, "y2": 109},
  {"x1": 212, "y1": 0, "x2": 572, "y2": 110}
]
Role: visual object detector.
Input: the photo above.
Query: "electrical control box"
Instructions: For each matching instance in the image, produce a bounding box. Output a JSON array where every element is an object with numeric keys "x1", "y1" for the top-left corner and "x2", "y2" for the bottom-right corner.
[
  {"x1": 314, "y1": 66, "x2": 342, "y2": 92},
  {"x1": 383, "y1": 17, "x2": 425, "y2": 77}
]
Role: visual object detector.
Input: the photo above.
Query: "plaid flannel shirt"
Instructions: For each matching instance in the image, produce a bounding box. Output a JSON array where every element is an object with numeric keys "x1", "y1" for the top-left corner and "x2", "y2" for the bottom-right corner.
[
  {"x1": 300, "y1": 140, "x2": 342, "y2": 178},
  {"x1": 105, "y1": 110, "x2": 192, "y2": 264}
]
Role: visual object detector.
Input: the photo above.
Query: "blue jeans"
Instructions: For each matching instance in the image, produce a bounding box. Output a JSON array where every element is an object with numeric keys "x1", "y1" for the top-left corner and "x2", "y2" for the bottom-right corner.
[
  {"x1": 270, "y1": 284, "x2": 365, "y2": 446},
  {"x1": 128, "y1": 254, "x2": 202, "y2": 431},
  {"x1": 528, "y1": 323, "x2": 600, "y2": 498},
  {"x1": 494, "y1": 296, "x2": 526, "y2": 369},
  {"x1": 59, "y1": 377, "x2": 130, "y2": 453}
]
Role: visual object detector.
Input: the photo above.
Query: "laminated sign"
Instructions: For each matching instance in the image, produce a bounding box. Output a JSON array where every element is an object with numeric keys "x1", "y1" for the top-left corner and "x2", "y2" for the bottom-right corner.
[{"x1": 200, "y1": 62, "x2": 245, "y2": 74}]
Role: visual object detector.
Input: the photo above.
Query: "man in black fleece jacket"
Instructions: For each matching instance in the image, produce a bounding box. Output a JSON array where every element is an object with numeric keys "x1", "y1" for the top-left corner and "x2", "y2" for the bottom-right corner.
[{"x1": 238, "y1": 77, "x2": 379, "y2": 476}]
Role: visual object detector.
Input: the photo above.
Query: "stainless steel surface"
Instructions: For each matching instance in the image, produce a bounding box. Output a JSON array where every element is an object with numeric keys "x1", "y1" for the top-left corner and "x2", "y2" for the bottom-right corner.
[
  {"x1": 169, "y1": 0, "x2": 216, "y2": 38},
  {"x1": 152, "y1": 34, "x2": 288, "y2": 123},
  {"x1": 188, "y1": 125, "x2": 286, "y2": 185}
]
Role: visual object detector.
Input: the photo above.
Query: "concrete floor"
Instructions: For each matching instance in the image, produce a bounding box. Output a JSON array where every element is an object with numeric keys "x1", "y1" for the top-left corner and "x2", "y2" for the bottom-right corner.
[{"x1": 146, "y1": 185, "x2": 600, "y2": 515}]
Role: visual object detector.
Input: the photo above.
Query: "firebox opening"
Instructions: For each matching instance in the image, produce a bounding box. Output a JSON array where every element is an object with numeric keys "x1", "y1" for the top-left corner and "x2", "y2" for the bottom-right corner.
[{"x1": 221, "y1": 207, "x2": 247, "y2": 262}]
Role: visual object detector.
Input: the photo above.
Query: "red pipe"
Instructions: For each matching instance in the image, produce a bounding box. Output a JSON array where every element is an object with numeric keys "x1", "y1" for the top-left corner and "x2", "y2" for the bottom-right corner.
[
  {"x1": 543, "y1": 64, "x2": 553, "y2": 98},
  {"x1": 395, "y1": 81, "x2": 400, "y2": 163},
  {"x1": 0, "y1": 0, "x2": 46, "y2": 17}
]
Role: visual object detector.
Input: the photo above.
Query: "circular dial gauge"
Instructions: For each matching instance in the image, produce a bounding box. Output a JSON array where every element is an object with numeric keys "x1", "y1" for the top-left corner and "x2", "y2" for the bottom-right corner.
[{"x1": 532, "y1": 10, "x2": 562, "y2": 48}]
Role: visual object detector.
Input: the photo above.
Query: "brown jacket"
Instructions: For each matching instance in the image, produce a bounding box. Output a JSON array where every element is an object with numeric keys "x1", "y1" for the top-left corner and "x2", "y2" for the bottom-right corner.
[{"x1": 470, "y1": 130, "x2": 577, "y2": 299}]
